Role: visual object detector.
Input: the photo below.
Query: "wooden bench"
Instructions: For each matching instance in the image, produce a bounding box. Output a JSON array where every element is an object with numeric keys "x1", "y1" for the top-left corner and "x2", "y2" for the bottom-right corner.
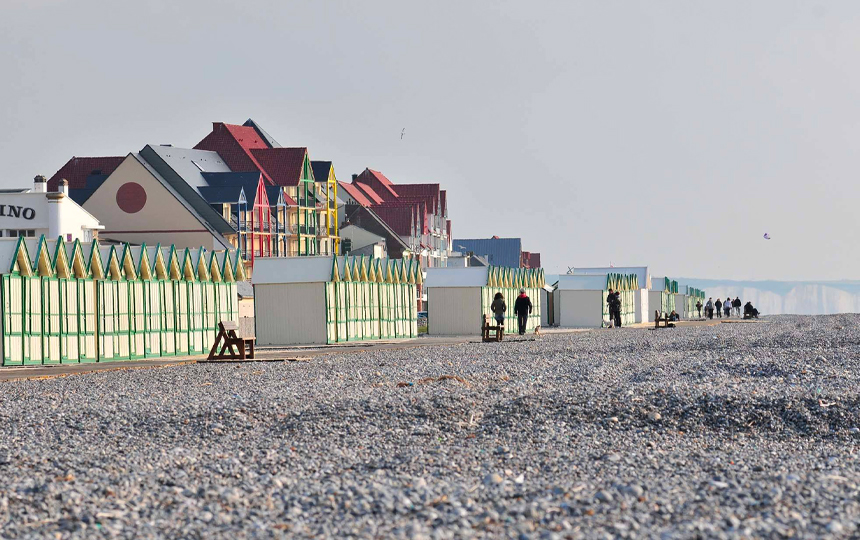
[
  {"x1": 482, "y1": 314, "x2": 504, "y2": 342},
  {"x1": 654, "y1": 310, "x2": 675, "y2": 328},
  {"x1": 208, "y1": 320, "x2": 256, "y2": 360}
]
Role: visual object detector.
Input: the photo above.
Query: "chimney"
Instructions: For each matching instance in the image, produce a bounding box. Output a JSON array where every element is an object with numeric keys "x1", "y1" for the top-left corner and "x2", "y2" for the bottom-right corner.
[
  {"x1": 59, "y1": 179, "x2": 69, "y2": 196},
  {"x1": 352, "y1": 174, "x2": 358, "y2": 181},
  {"x1": 33, "y1": 175, "x2": 47, "y2": 193}
]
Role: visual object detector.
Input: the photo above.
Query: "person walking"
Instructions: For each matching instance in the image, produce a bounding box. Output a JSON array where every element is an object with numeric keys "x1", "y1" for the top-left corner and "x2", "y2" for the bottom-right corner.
[
  {"x1": 490, "y1": 292, "x2": 506, "y2": 329},
  {"x1": 612, "y1": 290, "x2": 622, "y2": 328},
  {"x1": 607, "y1": 289, "x2": 621, "y2": 328},
  {"x1": 714, "y1": 298, "x2": 722, "y2": 318},
  {"x1": 696, "y1": 299, "x2": 703, "y2": 318},
  {"x1": 705, "y1": 297, "x2": 714, "y2": 319},
  {"x1": 733, "y1": 297, "x2": 742, "y2": 317},
  {"x1": 513, "y1": 288, "x2": 532, "y2": 335},
  {"x1": 724, "y1": 297, "x2": 732, "y2": 318}
]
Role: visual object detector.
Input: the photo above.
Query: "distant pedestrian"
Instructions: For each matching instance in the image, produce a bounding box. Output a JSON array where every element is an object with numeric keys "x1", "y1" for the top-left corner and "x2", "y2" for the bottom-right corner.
[
  {"x1": 705, "y1": 297, "x2": 714, "y2": 319},
  {"x1": 714, "y1": 298, "x2": 722, "y2": 318},
  {"x1": 724, "y1": 297, "x2": 732, "y2": 318},
  {"x1": 607, "y1": 289, "x2": 622, "y2": 328},
  {"x1": 514, "y1": 288, "x2": 532, "y2": 335},
  {"x1": 490, "y1": 292, "x2": 506, "y2": 327},
  {"x1": 733, "y1": 297, "x2": 742, "y2": 317},
  {"x1": 696, "y1": 300, "x2": 703, "y2": 318}
]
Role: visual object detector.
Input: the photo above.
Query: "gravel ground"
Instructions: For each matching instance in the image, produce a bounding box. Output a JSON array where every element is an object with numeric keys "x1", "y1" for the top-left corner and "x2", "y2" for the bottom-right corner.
[{"x1": 1, "y1": 315, "x2": 859, "y2": 539}]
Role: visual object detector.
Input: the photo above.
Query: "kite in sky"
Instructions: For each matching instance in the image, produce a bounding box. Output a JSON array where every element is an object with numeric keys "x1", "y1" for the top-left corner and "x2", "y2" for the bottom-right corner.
[{"x1": 763, "y1": 233, "x2": 771, "y2": 240}]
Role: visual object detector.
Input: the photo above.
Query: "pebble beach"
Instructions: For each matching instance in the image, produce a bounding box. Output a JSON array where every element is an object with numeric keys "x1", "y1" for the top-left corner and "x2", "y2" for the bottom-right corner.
[{"x1": 1, "y1": 315, "x2": 858, "y2": 538}]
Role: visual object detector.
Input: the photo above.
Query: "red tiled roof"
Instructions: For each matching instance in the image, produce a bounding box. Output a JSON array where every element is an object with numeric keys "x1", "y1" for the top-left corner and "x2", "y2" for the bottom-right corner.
[
  {"x1": 250, "y1": 147, "x2": 307, "y2": 187},
  {"x1": 48, "y1": 156, "x2": 124, "y2": 190},
  {"x1": 372, "y1": 205, "x2": 414, "y2": 236},
  {"x1": 339, "y1": 182, "x2": 373, "y2": 206},
  {"x1": 377, "y1": 200, "x2": 428, "y2": 233},
  {"x1": 354, "y1": 182, "x2": 385, "y2": 204},
  {"x1": 394, "y1": 185, "x2": 440, "y2": 212},
  {"x1": 194, "y1": 122, "x2": 274, "y2": 185},
  {"x1": 355, "y1": 168, "x2": 398, "y2": 198}
]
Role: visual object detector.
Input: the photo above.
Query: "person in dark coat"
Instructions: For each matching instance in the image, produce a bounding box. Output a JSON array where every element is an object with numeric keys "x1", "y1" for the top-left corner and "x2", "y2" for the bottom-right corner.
[
  {"x1": 714, "y1": 298, "x2": 722, "y2": 318},
  {"x1": 606, "y1": 289, "x2": 621, "y2": 328},
  {"x1": 513, "y1": 288, "x2": 532, "y2": 335},
  {"x1": 696, "y1": 300, "x2": 703, "y2": 318},
  {"x1": 733, "y1": 297, "x2": 742, "y2": 317},
  {"x1": 490, "y1": 292, "x2": 506, "y2": 327}
]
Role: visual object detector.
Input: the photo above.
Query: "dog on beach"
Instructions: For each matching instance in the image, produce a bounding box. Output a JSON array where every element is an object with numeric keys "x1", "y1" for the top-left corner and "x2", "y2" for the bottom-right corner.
[{"x1": 534, "y1": 326, "x2": 541, "y2": 336}]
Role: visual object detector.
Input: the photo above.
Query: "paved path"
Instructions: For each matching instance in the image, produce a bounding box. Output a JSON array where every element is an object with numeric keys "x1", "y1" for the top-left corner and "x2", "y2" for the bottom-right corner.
[{"x1": 0, "y1": 318, "x2": 753, "y2": 381}]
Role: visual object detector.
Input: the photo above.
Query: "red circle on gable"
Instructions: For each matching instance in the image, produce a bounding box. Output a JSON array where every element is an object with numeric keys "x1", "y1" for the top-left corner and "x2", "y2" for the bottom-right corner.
[{"x1": 116, "y1": 182, "x2": 147, "y2": 213}]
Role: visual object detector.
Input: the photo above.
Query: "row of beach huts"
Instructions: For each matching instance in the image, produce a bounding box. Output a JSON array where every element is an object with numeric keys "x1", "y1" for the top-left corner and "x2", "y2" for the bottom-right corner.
[
  {"x1": 0, "y1": 238, "x2": 703, "y2": 365},
  {"x1": 251, "y1": 260, "x2": 704, "y2": 343}
]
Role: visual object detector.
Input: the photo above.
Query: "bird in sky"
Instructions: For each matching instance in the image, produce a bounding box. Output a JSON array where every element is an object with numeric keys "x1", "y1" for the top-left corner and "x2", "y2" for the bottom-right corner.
[
  {"x1": 401, "y1": 128, "x2": 405, "y2": 140},
  {"x1": 763, "y1": 233, "x2": 771, "y2": 240}
]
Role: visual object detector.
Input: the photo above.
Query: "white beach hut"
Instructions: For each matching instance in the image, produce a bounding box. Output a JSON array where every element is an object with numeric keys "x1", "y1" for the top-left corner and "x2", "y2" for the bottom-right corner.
[
  {"x1": 252, "y1": 255, "x2": 419, "y2": 346},
  {"x1": 571, "y1": 267, "x2": 651, "y2": 323},
  {"x1": 425, "y1": 266, "x2": 543, "y2": 336},
  {"x1": 553, "y1": 272, "x2": 639, "y2": 328}
]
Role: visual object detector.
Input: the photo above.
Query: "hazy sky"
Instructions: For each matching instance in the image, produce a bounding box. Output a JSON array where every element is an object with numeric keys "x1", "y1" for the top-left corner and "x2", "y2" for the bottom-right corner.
[{"x1": 2, "y1": 1, "x2": 859, "y2": 281}]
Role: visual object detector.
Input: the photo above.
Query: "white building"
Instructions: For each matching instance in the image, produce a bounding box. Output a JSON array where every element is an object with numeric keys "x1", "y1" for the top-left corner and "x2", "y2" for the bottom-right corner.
[
  {"x1": 553, "y1": 273, "x2": 639, "y2": 328},
  {"x1": 571, "y1": 266, "x2": 651, "y2": 323},
  {"x1": 425, "y1": 266, "x2": 543, "y2": 336},
  {"x1": 0, "y1": 176, "x2": 103, "y2": 241}
]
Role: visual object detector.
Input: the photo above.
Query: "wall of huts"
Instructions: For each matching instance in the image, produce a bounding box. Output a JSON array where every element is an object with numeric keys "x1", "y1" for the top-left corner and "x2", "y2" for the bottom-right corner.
[
  {"x1": 424, "y1": 266, "x2": 544, "y2": 335},
  {"x1": 0, "y1": 236, "x2": 241, "y2": 366},
  {"x1": 253, "y1": 255, "x2": 420, "y2": 346}
]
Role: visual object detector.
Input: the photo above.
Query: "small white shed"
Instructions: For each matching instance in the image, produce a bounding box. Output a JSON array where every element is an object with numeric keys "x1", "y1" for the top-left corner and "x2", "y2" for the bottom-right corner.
[
  {"x1": 572, "y1": 266, "x2": 651, "y2": 323},
  {"x1": 425, "y1": 266, "x2": 544, "y2": 336},
  {"x1": 253, "y1": 255, "x2": 419, "y2": 346},
  {"x1": 553, "y1": 272, "x2": 639, "y2": 328}
]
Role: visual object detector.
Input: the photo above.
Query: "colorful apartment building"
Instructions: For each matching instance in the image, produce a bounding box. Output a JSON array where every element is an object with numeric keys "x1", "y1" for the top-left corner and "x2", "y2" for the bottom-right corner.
[
  {"x1": 194, "y1": 120, "x2": 339, "y2": 256},
  {"x1": 47, "y1": 119, "x2": 340, "y2": 271}
]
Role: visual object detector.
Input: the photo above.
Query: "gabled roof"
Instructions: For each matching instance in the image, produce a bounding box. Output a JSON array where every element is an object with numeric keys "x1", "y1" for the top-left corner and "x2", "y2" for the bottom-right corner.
[
  {"x1": 243, "y1": 118, "x2": 280, "y2": 148},
  {"x1": 194, "y1": 122, "x2": 274, "y2": 184},
  {"x1": 134, "y1": 150, "x2": 235, "y2": 243},
  {"x1": 354, "y1": 182, "x2": 385, "y2": 204},
  {"x1": 249, "y1": 147, "x2": 309, "y2": 187},
  {"x1": 48, "y1": 156, "x2": 124, "y2": 191},
  {"x1": 198, "y1": 172, "x2": 263, "y2": 205},
  {"x1": 355, "y1": 168, "x2": 398, "y2": 198},
  {"x1": 68, "y1": 174, "x2": 110, "y2": 205},
  {"x1": 311, "y1": 161, "x2": 333, "y2": 184},
  {"x1": 143, "y1": 145, "x2": 231, "y2": 188},
  {"x1": 372, "y1": 205, "x2": 414, "y2": 237},
  {"x1": 338, "y1": 182, "x2": 373, "y2": 206}
]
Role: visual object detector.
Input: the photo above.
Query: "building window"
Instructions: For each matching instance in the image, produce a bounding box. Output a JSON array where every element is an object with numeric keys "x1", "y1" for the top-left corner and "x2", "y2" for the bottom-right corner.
[{"x1": 6, "y1": 230, "x2": 34, "y2": 238}]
